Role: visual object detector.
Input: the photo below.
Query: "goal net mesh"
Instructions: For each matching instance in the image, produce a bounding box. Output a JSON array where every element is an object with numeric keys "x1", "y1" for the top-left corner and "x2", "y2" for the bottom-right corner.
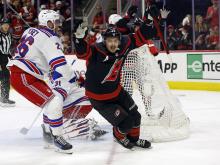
[{"x1": 121, "y1": 45, "x2": 190, "y2": 142}]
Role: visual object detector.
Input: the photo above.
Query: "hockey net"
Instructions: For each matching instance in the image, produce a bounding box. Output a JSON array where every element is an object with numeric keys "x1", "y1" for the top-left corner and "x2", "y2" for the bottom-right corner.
[{"x1": 121, "y1": 45, "x2": 190, "y2": 142}]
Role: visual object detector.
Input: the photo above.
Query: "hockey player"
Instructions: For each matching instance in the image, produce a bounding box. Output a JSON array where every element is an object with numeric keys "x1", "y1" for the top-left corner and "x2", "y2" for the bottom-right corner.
[
  {"x1": 108, "y1": 5, "x2": 170, "y2": 111},
  {"x1": 8, "y1": 10, "x2": 74, "y2": 154},
  {"x1": 73, "y1": 5, "x2": 163, "y2": 149}
]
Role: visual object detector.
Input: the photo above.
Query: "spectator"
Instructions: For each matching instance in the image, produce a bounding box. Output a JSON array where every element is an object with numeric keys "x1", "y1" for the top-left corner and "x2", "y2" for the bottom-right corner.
[
  {"x1": 55, "y1": 1, "x2": 65, "y2": 14},
  {"x1": 195, "y1": 33, "x2": 207, "y2": 50},
  {"x1": 182, "y1": 14, "x2": 192, "y2": 27},
  {"x1": 40, "y1": 4, "x2": 47, "y2": 11},
  {"x1": 92, "y1": 5, "x2": 105, "y2": 31},
  {"x1": 20, "y1": 0, "x2": 36, "y2": 27},
  {"x1": 206, "y1": 0, "x2": 219, "y2": 29},
  {"x1": 49, "y1": 2, "x2": 56, "y2": 10},
  {"x1": 182, "y1": 14, "x2": 192, "y2": 37},
  {"x1": 8, "y1": 0, "x2": 21, "y2": 19},
  {"x1": 207, "y1": 25, "x2": 219, "y2": 49},
  {"x1": 167, "y1": 25, "x2": 178, "y2": 50},
  {"x1": 62, "y1": 8, "x2": 71, "y2": 34},
  {"x1": 177, "y1": 26, "x2": 193, "y2": 50},
  {"x1": 61, "y1": 32, "x2": 71, "y2": 54},
  {"x1": 195, "y1": 15, "x2": 208, "y2": 37},
  {"x1": 11, "y1": 15, "x2": 24, "y2": 45},
  {"x1": 0, "y1": 1, "x2": 4, "y2": 20}
]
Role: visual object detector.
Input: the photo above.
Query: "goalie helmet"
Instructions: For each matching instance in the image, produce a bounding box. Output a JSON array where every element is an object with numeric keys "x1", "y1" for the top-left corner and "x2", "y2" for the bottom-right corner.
[
  {"x1": 38, "y1": 9, "x2": 60, "y2": 29},
  {"x1": 102, "y1": 25, "x2": 121, "y2": 40},
  {"x1": 108, "y1": 14, "x2": 122, "y2": 25}
]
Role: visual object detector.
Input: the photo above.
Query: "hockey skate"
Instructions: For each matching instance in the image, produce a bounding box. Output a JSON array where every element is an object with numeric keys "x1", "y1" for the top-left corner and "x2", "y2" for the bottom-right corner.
[
  {"x1": 53, "y1": 135, "x2": 73, "y2": 154},
  {"x1": 114, "y1": 136, "x2": 134, "y2": 149},
  {"x1": 134, "y1": 139, "x2": 151, "y2": 149},
  {"x1": 42, "y1": 124, "x2": 73, "y2": 154}
]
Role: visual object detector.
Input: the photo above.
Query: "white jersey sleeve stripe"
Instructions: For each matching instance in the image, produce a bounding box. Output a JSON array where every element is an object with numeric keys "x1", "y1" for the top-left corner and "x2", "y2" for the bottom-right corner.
[{"x1": 49, "y1": 56, "x2": 67, "y2": 71}]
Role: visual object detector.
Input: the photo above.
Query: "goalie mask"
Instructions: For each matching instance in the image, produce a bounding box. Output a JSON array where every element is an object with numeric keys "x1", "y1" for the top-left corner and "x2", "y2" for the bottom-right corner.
[{"x1": 38, "y1": 9, "x2": 61, "y2": 30}]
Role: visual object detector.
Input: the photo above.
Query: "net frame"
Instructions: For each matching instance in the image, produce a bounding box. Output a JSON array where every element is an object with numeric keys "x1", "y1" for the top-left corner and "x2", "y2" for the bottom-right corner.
[{"x1": 121, "y1": 45, "x2": 190, "y2": 142}]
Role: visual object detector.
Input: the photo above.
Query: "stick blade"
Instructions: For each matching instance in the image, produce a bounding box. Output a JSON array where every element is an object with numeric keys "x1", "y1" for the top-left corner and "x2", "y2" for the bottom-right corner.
[{"x1": 20, "y1": 127, "x2": 28, "y2": 135}]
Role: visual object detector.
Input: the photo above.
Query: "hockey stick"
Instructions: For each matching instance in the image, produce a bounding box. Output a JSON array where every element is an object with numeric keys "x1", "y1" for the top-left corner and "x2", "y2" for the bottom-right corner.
[{"x1": 20, "y1": 109, "x2": 43, "y2": 135}]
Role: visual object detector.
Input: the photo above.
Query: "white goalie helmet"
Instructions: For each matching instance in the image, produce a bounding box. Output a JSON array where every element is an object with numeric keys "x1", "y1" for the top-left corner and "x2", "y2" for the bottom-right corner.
[
  {"x1": 38, "y1": 9, "x2": 60, "y2": 28},
  {"x1": 108, "y1": 14, "x2": 122, "y2": 25}
]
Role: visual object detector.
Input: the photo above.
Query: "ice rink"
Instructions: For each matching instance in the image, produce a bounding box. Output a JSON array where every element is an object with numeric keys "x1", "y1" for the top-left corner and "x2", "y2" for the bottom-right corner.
[{"x1": 0, "y1": 89, "x2": 220, "y2": 165}]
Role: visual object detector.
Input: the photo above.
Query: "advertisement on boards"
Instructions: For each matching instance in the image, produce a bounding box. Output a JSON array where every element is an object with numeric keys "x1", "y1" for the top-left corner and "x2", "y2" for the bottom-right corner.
[{"x1": 187, "y1": 53, "x2": 220, "y2": 80}]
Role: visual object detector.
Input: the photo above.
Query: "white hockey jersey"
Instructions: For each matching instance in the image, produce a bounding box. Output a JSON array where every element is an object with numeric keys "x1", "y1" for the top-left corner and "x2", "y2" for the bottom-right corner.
[{"x1": 8, "y1": 27, "x2": 77, "y2": 98}]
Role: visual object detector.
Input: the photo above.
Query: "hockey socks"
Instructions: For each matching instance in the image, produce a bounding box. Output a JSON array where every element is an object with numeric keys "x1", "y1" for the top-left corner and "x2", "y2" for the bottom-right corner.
[{"x1": 113, "y1": 127, "x2": 134, "y2": 149}]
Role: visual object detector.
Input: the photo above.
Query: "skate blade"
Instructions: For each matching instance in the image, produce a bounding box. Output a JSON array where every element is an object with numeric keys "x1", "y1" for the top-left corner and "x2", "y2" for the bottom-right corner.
[
  {"x1": 133, "y1": 146, "x2": 153, "y2": 150},
  {"x1": 54, "y1": 148, "x2": 73, "y2": 154}
]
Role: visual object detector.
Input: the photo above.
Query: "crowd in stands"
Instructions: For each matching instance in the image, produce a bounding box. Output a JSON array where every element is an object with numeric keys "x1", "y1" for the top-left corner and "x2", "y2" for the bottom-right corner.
[
  {"x1": 167, "y1": 0, "x2": 219, "y2": 50},
  {"x1": 0, "y1": 0, "x2": 219, "y2": 53},
  {"x1": 0, "y1": 0, "x2": 72, "y2": 54}
]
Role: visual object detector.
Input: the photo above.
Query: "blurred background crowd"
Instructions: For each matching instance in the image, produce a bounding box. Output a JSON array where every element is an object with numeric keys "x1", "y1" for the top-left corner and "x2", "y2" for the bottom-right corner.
[{"x1": 0, "y1": 0, "x2": 219, "y2": 54}]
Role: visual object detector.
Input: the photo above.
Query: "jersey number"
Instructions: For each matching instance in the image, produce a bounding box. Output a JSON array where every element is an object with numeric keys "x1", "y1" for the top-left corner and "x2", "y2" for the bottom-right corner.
[{"x1": 17, "y1": 35, "x2": 34, "y2": 57}]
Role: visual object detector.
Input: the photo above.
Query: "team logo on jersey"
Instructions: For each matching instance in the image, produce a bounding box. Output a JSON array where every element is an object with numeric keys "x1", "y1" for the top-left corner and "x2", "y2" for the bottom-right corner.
[{"x1": 101, "y1": 58, "x2": 124, "y2": 84}]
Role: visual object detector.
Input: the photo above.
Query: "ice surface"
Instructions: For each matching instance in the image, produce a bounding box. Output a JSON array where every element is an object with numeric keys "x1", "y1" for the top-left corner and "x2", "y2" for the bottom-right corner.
[{"x1": 0, "y1": 90, "x2": 220, "y2": 165}]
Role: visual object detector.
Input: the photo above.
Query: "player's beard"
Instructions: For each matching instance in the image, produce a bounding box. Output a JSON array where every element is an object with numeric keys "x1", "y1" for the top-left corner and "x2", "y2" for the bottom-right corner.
[{"x1": 109, "y1": 45, "x2": 117, "y2": 53}]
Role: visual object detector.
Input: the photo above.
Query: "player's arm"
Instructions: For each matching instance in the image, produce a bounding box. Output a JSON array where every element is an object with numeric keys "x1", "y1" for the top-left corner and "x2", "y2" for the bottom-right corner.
[
  {"x1": 73, "y1": 24, "x2": 92, "y2": 60},
  {"x1": 40, "y1": 36, "x2": 74, "y2": 96},
  {"x1": 129, "y1": 5, "x2": 169, "y2": 54},
  {"x1": 115, "y1": 16, "x2": 131, "y2": 34},
  {"x1": 115, "y1": 5, "x2": 138, "y2": 34}
]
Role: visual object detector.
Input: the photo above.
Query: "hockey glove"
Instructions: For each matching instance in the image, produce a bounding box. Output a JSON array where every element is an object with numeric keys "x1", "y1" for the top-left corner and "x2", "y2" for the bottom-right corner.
[
  {"x1": 77, "y1": 75, "x2": 85, "y2": 88},
  {"x1": 127, "y1": 5, "x2": 138, "y2": 18},
  {"x1": 160, "y1": 8, "x2": 170, "y2": 19},
  {"x1": 146, "y1": 40, "x2": 159, "y2": 56},
  {"x1": 74, "y1": 24, "x2": 88, "y2": 39},
  {"x1": 144, "y1": 5, "x2": 160, "y2": 21}
]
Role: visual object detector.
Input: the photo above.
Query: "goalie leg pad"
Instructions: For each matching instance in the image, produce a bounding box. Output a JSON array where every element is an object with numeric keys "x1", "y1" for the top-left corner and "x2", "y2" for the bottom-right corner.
[{"x1": 63, "y1": 105, "x2": 93, "y2": 120}]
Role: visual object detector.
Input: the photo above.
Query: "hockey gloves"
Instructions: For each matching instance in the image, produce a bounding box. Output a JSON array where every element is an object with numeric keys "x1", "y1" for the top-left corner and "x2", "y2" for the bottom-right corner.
[
  {"x1": 160, "y1": 8, "x2": 170, "y2": 19},
  {"x1": 144, "y1": 5, "x2": 160, "y2": 24},
  {"x1": 74, "y1": 24, "x2": 88, "y2": 39},
  {"x1": 146, "y1": 40, "x2": 159, "y2": 56}
]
